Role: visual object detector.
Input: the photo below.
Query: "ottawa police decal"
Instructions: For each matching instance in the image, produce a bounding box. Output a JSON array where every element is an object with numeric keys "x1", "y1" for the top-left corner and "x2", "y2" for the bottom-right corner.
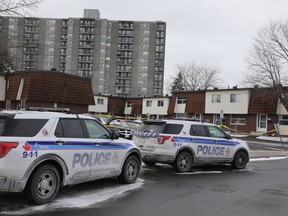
[{"x1": 72, "y1": 151, "x2": 119, "y2": 168}]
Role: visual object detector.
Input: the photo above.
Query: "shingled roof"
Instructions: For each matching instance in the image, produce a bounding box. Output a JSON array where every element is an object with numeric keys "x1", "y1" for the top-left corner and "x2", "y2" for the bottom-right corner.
[{"x1": 5, "y1": 70, "x2": 94, "y2": 112}]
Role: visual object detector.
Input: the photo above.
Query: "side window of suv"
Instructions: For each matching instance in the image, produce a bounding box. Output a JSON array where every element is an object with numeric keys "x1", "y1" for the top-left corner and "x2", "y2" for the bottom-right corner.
[
  {"x1": 207, "y1": 126, "x2": 227, "y2": 138},
  {"x1": 2, "y1": 119, "x2": 48, "y2": 137},
  {"x1": 55, "y1": 119, "x2": 85, "y2": 138},
  {"x1": 82, "y1": 119, "x2": 110, "y2": 139},
  {"x1": 162, "y1": 124, "x2": 183, "y2": 134},
  {"x1": 190, "y1": 125, "x2": 207, "y2": 137}
]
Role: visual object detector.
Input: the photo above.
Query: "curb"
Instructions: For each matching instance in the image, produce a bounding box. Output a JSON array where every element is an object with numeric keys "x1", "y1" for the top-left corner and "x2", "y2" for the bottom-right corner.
[{"x1": 250, "y1": 150, "x2": 288, "y2": 159}]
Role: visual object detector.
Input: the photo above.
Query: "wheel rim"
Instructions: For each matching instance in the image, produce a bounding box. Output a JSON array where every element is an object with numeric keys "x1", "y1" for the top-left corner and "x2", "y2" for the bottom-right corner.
[
  {"x1": 236, "y1": 153, "x2": 246, "y2": 168},
  {"x1": 37, "y1": 171, "x2": 56, "y2": 197},
  {"x1": 178, "y1": 154, "x2": 190, "y2": 170},
  {"x1": 127, "y1": 160, "x2": 137, "y2": 179}
]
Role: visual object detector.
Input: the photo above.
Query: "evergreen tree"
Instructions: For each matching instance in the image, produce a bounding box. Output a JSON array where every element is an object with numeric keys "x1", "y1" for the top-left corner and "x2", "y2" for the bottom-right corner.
[{"x1": 171, "y1": 72, "x2": 185, "y2": 92}]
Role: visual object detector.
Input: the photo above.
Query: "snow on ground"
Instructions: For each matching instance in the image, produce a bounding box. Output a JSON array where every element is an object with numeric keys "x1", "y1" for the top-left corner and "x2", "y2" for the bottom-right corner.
[
  {"x1": 2, "y1": 156, "x2": 288, "y2": 215},
  {"x1": 250, "y1": 156, "x2": 288, "y2": 162},
  {"x1": 2, "y1": 178, "x2": 144, "y2": 215}
]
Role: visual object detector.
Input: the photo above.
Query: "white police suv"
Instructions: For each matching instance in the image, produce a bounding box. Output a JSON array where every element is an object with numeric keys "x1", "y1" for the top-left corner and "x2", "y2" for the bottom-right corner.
[
  {"x1": 0, "y1": 110, "x2": 141, "y2": 204},
  {"x1": 133, "y1": 119, "x2": 249, "y2": 172}
]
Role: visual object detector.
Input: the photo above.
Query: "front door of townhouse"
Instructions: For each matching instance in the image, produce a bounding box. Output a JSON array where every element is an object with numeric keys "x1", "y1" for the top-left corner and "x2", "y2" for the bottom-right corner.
[{"x1": 257, "y1": 114, "x2": 267, "y2": 132}]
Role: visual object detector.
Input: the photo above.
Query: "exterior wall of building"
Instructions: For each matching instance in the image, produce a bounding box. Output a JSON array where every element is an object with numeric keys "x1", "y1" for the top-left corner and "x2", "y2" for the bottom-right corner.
[
  {"x1": 88, "y1": 95, "x2": 108, "y2": 113},
  {"x1": 0, "y1": 76, "x2": 5, "y2": 102},
  {"x1": 107, "y1": 97, "x2": 126, "y2": 116},
  {"x1": 5, "y1": 71, "x2": 94, "y2": 113},
  {"x1": 142, "y1": 97, "x2": 169, "y2": 116},
  {"x1": 0, "y1": 12, "x2": 166, "y2": 98},
  {"x1": 205, "y1": 89, "x2": 250, "y2": 114}
]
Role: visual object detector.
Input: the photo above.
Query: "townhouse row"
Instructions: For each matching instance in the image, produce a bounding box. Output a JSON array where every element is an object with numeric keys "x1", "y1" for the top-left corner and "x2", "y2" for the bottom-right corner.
[
  {"x1": 1, "y1": 71, "x2": 286, "y2": 134},
  {"x1": 90, "y1": 87, "x2": 287, "y2": 134}
]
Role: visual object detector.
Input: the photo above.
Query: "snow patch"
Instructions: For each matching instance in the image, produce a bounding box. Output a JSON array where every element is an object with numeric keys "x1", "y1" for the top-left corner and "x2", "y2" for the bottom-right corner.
[
  {"x1": 1, "y1": 178, "x2": 144, "y2": 215},
  {"x1": 250, "y1": 156, "x2": 288, "y2": 161}
]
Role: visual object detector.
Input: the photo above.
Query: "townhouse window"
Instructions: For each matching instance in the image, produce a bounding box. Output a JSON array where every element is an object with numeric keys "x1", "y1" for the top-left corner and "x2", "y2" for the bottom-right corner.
[
  {"x1": 213, "y1": 114, "x2": 222, "y2": 125},
  {"x1": 212, "y1": 94, "x2": 221, "y2": 103},
  {"x1": 146, "y1": 100, "x2": 152, "y2": 107},
  {"x1": 194, "y1": 113, "x2": 202, "y2": 121},
  {"x1": 127, "y1": 102, "x2": 132, "y2": 107},
  {"x1": 177, "y1": 96, "x2": 187, "y2": 104},
  {"x1": 97, "y1": 98, "x2": 104, "y2": 105},
  {"x1": 279, "y1": 115, "x2": 288, "y2": 125},
  {"x1": 157, "y1": 100, "x2": 164, "y2": 107},
  {"x1": 230, "y1": 94, "x2": 240, "y2": 103},
  {"x1": 230, "y1": 115, "x2": 246, "y2": 125}
]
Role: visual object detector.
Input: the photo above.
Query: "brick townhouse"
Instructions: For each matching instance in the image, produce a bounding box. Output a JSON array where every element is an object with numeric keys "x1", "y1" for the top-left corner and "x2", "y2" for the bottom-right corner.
[{"x1": 1, "y1": 70, "x2": 94, "y2": 113}]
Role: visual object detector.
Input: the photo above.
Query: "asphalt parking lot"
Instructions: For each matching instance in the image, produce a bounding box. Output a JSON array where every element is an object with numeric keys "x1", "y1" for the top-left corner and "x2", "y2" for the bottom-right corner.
[{"x1": 238, "y1": 136, "x2": 288, "y2": 158}]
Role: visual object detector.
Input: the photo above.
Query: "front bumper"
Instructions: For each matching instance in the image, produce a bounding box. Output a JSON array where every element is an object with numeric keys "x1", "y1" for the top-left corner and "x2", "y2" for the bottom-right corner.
[{"x1": 0, "y1": 177, "x2": 26, "y2": 193}]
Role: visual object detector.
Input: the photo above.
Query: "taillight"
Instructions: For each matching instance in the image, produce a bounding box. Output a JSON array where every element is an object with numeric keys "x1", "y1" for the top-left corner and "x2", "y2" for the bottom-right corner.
[
  {"x1": 157, "y1": 135, "x2": 171, "y2": 144},
  {"x1": 0, "y1": 142, "x2": 19, "y2": 158}
]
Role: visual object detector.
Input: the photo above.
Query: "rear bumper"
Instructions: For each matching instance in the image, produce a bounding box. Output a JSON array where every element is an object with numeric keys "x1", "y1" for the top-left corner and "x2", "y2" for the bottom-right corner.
[{"x1": 0, "y1": 177, "x2": 25, "y2": 193}]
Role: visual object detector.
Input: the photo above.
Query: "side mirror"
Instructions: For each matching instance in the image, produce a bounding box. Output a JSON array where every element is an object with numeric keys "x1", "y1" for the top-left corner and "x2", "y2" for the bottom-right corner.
[
  {"x1": 110, "y1": 131, "x2": 119, "y2": 140},
  {"x1": 225, "y1": 133, "x2": 232, "y2": 140}
]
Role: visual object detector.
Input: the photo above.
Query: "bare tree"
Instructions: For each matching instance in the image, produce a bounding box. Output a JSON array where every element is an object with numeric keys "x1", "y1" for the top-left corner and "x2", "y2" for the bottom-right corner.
[
  {"x1": 0, "y1": 0, "x2": 43, "y2": 74},
  {"x1": 167, "y1": 62, "x2": 220, "y2": 92},
  {"x1": 245, "y1": 19, "x2": 288, "y2": 111},
  {"x1": 0, "y1": 0, "x2": 42, "y2": 17}
]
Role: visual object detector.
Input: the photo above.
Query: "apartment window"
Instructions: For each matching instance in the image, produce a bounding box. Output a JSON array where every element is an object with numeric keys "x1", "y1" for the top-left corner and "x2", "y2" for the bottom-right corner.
[
  {"x1": 146, "y1": 100, "x2": 152, "y2": 107},
  {"x1": 177, "y1": 96, "x2": 187, "y2": 104},
  {"x1": 279, "y1": 115, "x2": 288, "y2": 125},
  {"x1": 230, "y1": 115, "x2": 246, "y2": 125},
  {"x1": 230, "y1": 94, "x2": 240, "y2": 103},
  {"x1": 97, "y1": 98, "x2": 104, "y2": 105},
  {"x1": 157, "y1": 100, "x2": 164, "y2": 107},
  {"x1": 212, "y1": 94, "x2": 221, "y2": 103}
]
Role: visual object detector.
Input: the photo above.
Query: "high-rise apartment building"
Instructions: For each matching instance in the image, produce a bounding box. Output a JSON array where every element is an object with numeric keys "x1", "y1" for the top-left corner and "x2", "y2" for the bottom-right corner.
[{"x1": 0, "y1": 9, "x2": 166, "y2": 97}]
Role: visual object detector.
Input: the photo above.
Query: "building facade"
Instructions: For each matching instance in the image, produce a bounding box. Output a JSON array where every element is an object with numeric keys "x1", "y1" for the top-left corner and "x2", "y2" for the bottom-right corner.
[
  {"x1": 3, "y1": 71, "x2": 94, "y2": 113},
  {"x1": 89, "y1": 87, "x2": 288, "y2": 134},
  {"x1": 0, "y1": 9, "x2": 166, "y2": 97}
]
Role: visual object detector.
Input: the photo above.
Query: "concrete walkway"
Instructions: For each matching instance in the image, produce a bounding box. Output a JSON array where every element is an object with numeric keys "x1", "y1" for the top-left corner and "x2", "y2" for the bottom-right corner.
[{"x1": 239, "y1": 135, "x2": 288, "y2": 158}]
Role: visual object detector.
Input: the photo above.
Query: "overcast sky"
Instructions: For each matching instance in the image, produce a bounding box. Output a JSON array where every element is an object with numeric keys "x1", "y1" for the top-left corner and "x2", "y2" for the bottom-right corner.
[{"x1": 37, "y1": 0, "x2": 288, "y2": 89}]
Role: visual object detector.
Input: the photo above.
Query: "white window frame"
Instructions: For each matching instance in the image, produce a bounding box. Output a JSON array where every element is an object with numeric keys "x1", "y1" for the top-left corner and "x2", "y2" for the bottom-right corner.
[
  {"x1": 212, "y1": 94, "x2": 221, "y2": 103},
  {"x1": 127, "y1": 102, "x2": 133, "y2": 107},
  {"x1": 177, "y1": 96, "x2": 187, "y2": 104},
  {"x1": 230, "y1": 115, "x2": 246, "y2": 125},
  {"x1": 230, "y1": 94, "x2": 240, "y2": 103},
  {"x1": 97, "y1": 98, "x2": 104, "y2": 105},
  {"x1": 157, "y1": 100, "x2": 164, "y2": 107},
  {"x1": 146, "y1": 100, "x2": 152, "y2": 107}
]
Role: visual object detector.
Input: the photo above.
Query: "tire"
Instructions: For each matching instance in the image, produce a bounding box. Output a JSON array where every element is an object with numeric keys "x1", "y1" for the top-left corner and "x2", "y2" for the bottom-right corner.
[
  {"x1": 174, "y1": 151, "x2": 193, "y2": 173},
  {"x1": 118, "y1": 155, "x2": 140, "y2": 184},
  {"x1": 231, "y1": 151, "x2": 248, "y2": 169},
  {"x1": 26, "y1": 164, "x2": 60, "y2": 204},
  {"x1": 143, "y1": 159, "x2": 156, "y2": 167}
]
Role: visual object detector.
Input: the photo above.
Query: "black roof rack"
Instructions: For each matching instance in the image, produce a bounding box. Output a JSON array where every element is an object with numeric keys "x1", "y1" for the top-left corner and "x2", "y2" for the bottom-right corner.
[
  {"x1": 28, "y1": 107, "x2": 71, "y2": 113},
  {"x1": 174, "y1": 117, "x2": 201, "y2": 122}
]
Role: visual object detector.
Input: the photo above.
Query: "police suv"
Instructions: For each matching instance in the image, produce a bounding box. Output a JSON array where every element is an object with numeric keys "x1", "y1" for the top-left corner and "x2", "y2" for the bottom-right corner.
[
  {"x1": 0, "y1": 110, "x2": 141, "y2": 204},
  {"x1": 133, "y1": 119, "x2": 249, "y2": 172}
]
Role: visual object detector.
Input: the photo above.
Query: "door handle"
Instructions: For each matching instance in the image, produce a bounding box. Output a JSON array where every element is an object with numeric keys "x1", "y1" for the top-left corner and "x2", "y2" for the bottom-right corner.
[{"x1": 56, "y1": 140, "x2": 65, "y2": 145}]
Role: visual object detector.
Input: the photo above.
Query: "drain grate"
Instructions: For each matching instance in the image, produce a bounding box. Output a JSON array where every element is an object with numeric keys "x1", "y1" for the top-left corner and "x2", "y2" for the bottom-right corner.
[{"x1": 261, "y1": 189, "x2": 288, "y2": 196}]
